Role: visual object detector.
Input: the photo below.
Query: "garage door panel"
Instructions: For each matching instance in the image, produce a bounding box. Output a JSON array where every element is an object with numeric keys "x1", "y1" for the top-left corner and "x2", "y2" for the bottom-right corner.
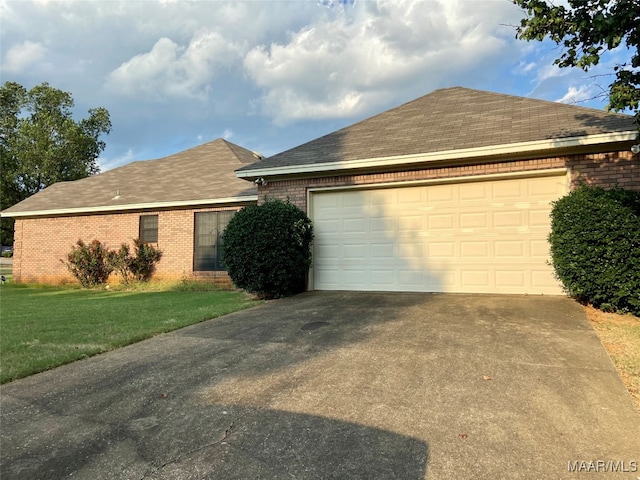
[
  {"x1": 370, "y1": 217, "x2": 395, "y2": 232},
  {"x1": 315, "y1": 243, "x2": 341, "y2": 260},
  {"x1": 431, "y1": 270, "x2": 457, "y2": 288},
  {"x1": 342, "y1": 191, "x2": 368, "y2": 207},
  {"x1": 493, "y1": 210, "x2": 526, "y2": 228},
  {"x1": 398, "y1": 241, "x2": 425, "y2": 260},
  {"x1": 311, "y1": 174, "x2": 566, "y2": 294},
  {"x1": 427, "y1": 188, "x2": 456, "y2": 203},
  {"x1": 370, "y1": 271, "x2": 396, "y2": 287},
  {"x1": 398, "y1": 214, "x2": 423, "y2": 231},
  {"x1": 460, "y1": 183, "x2": 488, "y2": 201},
  {"x1": 531, "y1": 269, "x2": 561, "y2": 289},
  {"x1": 343, "y1": 244, "x2": 367, "y2": 259},
  {"x1": 398, "y1": 188, "x2": 424, "y2": 204},
  {"x1": 495, "y1": 270, "x2": 526, "y2": 288},
  {"x1": 494, "y1": 241, "x2": 525, "y2": 258},
  {"x1": 529, "y1": 177, "x2": 566, "y2": 197},
  {"x1": 343, "y1": 270, "x2": 369, "y2": 286},
  {"x1": 428, "y1": 214, "x2": 455, "y2": 230},
  {"x1": 370, "y1": 242, "x2": 395, "y2": 259},
  {"x1": 428, "y1": 242, "x2": 455, "y2": 258},
  {"x1": 530, "y1": 239, "x2": 551, "y2": 257},
  {"x1": 529, "y1": 209, "x2": 553, "y2": 227},
  {"x1": 461, "y1": 270, "x2": 491, "y2": 287},
  {"x1": 460, "y1": 212, "x2": 488, "y2": 229},
  {"x1": 460, "y1": 241, "x2": 489, "y2": 258},
  {"x1": 342, "y1": 218, "x2": 367, "y2": 234},
  {"x1": 492, "y1": 181, "x2": 524, "y2": 200},
  {"x1": 398, "y1": 269, "x2": 424, "y2": 286}
]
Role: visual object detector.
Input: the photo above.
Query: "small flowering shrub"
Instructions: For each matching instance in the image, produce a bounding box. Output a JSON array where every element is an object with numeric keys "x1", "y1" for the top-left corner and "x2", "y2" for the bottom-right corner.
[
  {"x1": 64, "y1": 239, "x2": 113, "y2": 288},
  {"x1": 64, "y1": 238, "x2": 162, "y2": 288}
]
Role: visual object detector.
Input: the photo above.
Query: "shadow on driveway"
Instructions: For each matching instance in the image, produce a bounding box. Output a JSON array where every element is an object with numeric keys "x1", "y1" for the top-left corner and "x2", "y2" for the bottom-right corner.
[{"x1": 1, "y1": 292, "x2": 639, "y2": 479}]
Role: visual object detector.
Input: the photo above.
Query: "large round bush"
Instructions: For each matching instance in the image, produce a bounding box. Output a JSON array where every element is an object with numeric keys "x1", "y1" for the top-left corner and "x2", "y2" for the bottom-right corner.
[
  {"x1": 222, "y1": 199, "x2": 314, "y2": 298},
  {"x1": 549, "y1": 185, "x2": 640, "y2": 314}
]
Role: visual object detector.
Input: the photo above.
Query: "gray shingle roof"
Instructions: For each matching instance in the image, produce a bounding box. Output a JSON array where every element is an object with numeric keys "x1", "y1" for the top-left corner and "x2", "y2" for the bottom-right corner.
[
  {"x1": 237, "y1": 87, "x2": 636, "y2": 172},
  {"x1": 2, "y1": 138, "x2": 259, "y2": 216}
]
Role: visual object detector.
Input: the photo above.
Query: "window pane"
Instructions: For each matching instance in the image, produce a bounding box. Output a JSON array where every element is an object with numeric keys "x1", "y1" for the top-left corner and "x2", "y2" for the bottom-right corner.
[
  {"x1": 194, "y1": 211, "x2": 235, "y2": 271},
  {"x1": 194, "y1": 212, "x2": 217, "y2": 271},
  {"x1": 216, "y1": 211, "x2": 235, "y2": 269},
  {"x1": 140, "y1": 215, "x2": 158, "y2": 243}
]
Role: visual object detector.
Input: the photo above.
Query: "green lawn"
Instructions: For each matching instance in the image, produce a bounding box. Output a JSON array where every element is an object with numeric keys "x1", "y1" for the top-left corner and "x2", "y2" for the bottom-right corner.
[{"x1": 0, "y1": 282, "x2": 259, "y2": 384}]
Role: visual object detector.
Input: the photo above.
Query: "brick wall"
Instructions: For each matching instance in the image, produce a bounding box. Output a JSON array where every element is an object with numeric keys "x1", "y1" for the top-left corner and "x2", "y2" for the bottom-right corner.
[
  {"x1": 12, "y1": 206, "x2": 241, "y2": 284},
  {"x1": 10, "y1": 150, "x2": 638, "y2": 284},
  {"x1": 259, "y1": 151, "x2": 639, "y2": 210}
]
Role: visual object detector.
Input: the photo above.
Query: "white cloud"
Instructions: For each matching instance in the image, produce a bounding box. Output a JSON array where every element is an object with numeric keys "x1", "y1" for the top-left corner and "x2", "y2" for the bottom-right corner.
[
  {"x1": 535, "y1": 63, "x2": 572, "y2": 83},
  {"x1": 556, "y1": 85, "x2": 601, "y2": 105},
  {"x1": 513, "y1": 61, "x2": 537, "y2": 75},
  {"x1": 107, "y1": 31, "x2": 244, "y2": 99},
  {"x1": 4, "y1": 0, "x2": 575, "y2": 165},
  {"x1": 2, "y1": 40, "x2": 46, "y2": 73},
  {"x1": 98, "y1": 149, "x2": 136, "y2": 172},
  {"x1": 222, "y1": 129, "x2": 234, "y2": 140},
  {"x1": 243, "y1": 0, "x2": 519, "y2": 125}
]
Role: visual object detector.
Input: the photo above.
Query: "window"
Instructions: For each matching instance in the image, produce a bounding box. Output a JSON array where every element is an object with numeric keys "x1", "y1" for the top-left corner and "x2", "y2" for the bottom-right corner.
[
  {"x1": 139, "y1": 215, "x2": 158, "y2": 243},
  {"x1": 194, "y1": 211, "x2": 235, "y2": 271}
]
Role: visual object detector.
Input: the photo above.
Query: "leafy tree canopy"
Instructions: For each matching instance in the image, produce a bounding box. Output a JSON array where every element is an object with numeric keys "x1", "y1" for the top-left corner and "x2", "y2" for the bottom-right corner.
[
  {"x1": 0, "y1": 82, "x2": 111, "y2": 245},
  {"x1": 514, "y1": 0, "x2": 639, "y2": 131}
]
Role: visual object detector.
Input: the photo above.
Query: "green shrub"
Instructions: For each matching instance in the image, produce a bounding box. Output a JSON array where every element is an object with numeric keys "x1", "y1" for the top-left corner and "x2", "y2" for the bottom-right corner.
[
  {"x1": 549, "y1": 185, "x2": 640, "y2": 314},
  {"x1": 63, "y1": 239, "x2": 113, "y2": 288},
  {"x1": 128, "y1": 239, "x2": 163, "y2": 281},
  {"x1": 109, "y1": 239, "x2": 163, "y2": 285},
  {"x1": 222, "y1": 199, "x2": 313, "y2": 298}
]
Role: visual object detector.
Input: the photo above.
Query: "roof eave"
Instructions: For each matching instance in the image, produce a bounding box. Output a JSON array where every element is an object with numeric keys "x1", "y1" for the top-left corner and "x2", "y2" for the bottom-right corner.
[
  {"x1": 236, "y1": 131, "x2": 638, "y2": 180},
  {"x1": 0, "y1": 195, "x2": 257, "y2": 218}
]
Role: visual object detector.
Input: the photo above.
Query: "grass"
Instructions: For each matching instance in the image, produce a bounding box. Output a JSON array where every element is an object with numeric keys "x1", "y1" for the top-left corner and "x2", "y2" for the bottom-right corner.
[
  {"x1": 585, "y1": 306, "x2": 640, "y2": 412},
  {"x1": 0, "y1": 279, "x2": 260, "y2": 384}
]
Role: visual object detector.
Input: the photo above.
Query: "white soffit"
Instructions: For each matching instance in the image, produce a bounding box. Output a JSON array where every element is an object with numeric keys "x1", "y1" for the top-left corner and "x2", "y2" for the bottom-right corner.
[{"x1": 1, "y1": 196, "x2": 258, "y2": 218}]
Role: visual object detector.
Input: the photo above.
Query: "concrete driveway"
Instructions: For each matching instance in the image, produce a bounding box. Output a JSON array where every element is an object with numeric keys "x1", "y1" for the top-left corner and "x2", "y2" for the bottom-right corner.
[{"x1": 1, "y1": 292, "x2": 639, "y2": 479}]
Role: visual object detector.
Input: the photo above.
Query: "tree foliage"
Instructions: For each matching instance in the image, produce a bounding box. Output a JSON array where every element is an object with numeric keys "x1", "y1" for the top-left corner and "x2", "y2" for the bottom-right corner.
[
  {"x1": 514, "y1": 0, "x2": 639, "y2": 129},
  {"x1": 0, "y1": 82, "x2": 111, "y2": 245}
]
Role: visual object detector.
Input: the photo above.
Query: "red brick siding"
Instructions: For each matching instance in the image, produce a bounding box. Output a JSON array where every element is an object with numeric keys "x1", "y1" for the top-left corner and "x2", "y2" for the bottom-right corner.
[
  {"x1": 259, "y1": 151, "x2": 639, "y2": 210},
  {"x1": 10, "y1": 150, "x2": 638, "y2": 284},
  {"x1": 12, "y1": 206, "x2": 240, "y2": 284}
]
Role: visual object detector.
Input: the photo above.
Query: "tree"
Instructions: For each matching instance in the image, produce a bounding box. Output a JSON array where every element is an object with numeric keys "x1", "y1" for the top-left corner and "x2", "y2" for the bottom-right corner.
[
  {"x1": 514, "y1": 0, "x2": 639, "y2": 132},
  {"x1": 0, "y1": 82, "x2": 111, "y2": 245}
]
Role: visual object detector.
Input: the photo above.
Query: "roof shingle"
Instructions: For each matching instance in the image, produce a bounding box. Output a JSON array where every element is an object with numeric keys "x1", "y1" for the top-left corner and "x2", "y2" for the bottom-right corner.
[
  {"x1": 237, "y1": 87, "x2": 636, "y2": 172},
  {"x1": 3, "y1": 138, "x2": 258, "y2": 216}
]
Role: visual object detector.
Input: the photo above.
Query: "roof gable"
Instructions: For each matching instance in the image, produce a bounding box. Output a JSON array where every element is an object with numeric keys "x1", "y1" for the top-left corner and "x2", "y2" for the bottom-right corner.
[
  {"x1": 237, "y1": 87, "x2": 636, "y2": 174},
  {"x1": 3, "y1": 138, "x2": 259, "y2": 217}
]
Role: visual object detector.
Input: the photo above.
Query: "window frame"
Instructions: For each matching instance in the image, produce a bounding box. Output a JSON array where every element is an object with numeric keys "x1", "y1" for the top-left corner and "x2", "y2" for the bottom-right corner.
[
  {"x1": 139, "y1": 214, "x2": 159, "y2": 243},
  {"x1": 193, "y1": 210, "x2": 235, "y2": 272}
]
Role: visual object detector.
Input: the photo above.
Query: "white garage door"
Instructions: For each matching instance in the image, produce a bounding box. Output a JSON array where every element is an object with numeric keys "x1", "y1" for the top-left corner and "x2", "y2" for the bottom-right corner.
[{"x1": 311, "y1": 174, "x2": 567, "y2": 294}]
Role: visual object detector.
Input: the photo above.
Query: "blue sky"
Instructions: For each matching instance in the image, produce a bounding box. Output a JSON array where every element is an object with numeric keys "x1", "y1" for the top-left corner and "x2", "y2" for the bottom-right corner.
[{"x1": 0, "y1": 0, "x2": 628, "y2": 171}]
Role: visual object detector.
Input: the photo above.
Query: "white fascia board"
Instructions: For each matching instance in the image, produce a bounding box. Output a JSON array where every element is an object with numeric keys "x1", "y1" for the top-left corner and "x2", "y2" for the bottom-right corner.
[
  {"x1": 0, "y1": 195, "x2": 258, "y2": 218},
  {"x1": 236, "y1": 131, "x2": 637, "y2": 178}
]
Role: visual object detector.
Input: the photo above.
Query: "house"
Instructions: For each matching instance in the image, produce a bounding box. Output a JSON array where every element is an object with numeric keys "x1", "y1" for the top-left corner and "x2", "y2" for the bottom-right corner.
[
  {"x1": 1, "y1": 138, "x2": 259, "y2": 284},
  {"x1": 236, "y1": 87, "x2": 639, "y2": 295}
]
